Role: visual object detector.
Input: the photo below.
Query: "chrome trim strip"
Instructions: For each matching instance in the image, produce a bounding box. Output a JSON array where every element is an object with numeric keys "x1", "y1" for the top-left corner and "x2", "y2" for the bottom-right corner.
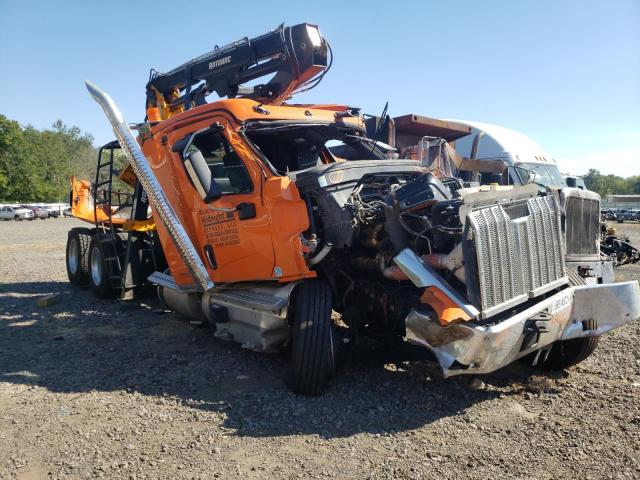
[{"x1": 85, "y1": 80, "x2": 214, "y2": 291}]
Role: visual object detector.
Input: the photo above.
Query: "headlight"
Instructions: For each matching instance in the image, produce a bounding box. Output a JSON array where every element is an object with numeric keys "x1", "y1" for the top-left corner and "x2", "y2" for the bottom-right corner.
[{"x1": 306, "y1": 25, "x2": 323, "y2": 47}]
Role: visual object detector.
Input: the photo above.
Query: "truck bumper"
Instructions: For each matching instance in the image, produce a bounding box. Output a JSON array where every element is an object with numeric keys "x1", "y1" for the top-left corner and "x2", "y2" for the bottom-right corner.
[{"x1": 405, "y1": 281, "x2": 640, "y2": 377}]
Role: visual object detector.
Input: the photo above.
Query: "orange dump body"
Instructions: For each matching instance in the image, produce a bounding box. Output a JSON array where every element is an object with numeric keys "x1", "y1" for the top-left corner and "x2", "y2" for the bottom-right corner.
[
  {"x1": 70, "y1": 176, "x2": 155, "y2": 232},
  {"x1": 141, "y1": 98, "x2": 361, "y2": 287},
  {"x1": 69, "y1": 176, "x2": 127, "y2": 226}
]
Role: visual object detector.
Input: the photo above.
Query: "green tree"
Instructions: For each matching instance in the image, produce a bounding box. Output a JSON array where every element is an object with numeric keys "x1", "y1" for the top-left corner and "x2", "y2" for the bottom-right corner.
[
  {"x1": 583, "y1": 168, "x2": 640, "y2": 197},
  {"x1": 0, "y1": 115, "x2": 29, "y2": 200},
  {"x1": 0, "y1": 115, "x2": 97, "y2": 202}
]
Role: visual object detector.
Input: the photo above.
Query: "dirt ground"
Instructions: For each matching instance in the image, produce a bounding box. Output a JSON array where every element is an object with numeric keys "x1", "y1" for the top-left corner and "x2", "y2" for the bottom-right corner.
[{"x1": 1, "y1": 218, "x2": 639, "y2": 480}]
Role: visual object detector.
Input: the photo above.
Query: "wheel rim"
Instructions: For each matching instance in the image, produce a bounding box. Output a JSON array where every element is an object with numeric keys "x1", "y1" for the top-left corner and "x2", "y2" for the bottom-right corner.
[
  {"x1": 68, "y1": 238, "x2": 79, "y2": 274},
  {"x1": 90, "y1": 245, "x2": 103, "y2": 286}
]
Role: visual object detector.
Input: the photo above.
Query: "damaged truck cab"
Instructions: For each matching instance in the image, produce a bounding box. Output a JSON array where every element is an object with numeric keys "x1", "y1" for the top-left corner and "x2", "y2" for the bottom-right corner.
[{"x1": 139, "y1": 99, "x2": 331, "y2": 286}]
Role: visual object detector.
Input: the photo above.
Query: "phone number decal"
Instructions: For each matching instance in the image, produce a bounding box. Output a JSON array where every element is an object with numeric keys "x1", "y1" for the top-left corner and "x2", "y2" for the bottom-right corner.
[{"x1": 200, "y1": 211, "x2": 240, "y2": 247}]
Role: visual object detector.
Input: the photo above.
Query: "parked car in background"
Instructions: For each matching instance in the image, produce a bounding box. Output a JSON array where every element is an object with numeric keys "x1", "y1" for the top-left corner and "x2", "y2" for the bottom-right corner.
[
  {"x1": 601, "y1": 209, "x2": 616, "y2": 220},
  {"x1": 0, "y1": 205, "x2": 35, "y2": 220},
  {"x1": 616, "y1": 209, "x2": 638, "y2": 223},
  {"x1": 44, "y1": 205, "x2": 61, "y2": 218},
  {"x1": 20, "y1": 205, "x2": 48, "y2": 219},
  {"x1": 62, "y1": 207, "x2": 73, "y2": 217}
]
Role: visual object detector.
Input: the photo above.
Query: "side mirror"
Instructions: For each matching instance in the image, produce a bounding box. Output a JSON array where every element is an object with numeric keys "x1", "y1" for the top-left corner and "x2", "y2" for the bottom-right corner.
[
  {"x1": 514, "y1": 166, "x2": 536, "y2": 186},
  {"x1": 184, "y1": 150, "x2": 222, "y2": 202},
  {"x1": 565, "y1": 177, "x2": 577, "y2": 188}
]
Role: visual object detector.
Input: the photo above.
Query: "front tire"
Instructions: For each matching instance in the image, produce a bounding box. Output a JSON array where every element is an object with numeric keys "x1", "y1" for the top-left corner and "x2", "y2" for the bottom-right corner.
[
  {"x1": 541, "y1": 319, "x2": 599, "y2": 370},
  {"x1": 538, "y1": 272, "x2": 599, "y2": 370},
  {"x1": 287, "y1": 280, "x2": 336, "y2": 396},
  {"x1": 66, "y1": 228, "x2": 92, "y2": 285}
]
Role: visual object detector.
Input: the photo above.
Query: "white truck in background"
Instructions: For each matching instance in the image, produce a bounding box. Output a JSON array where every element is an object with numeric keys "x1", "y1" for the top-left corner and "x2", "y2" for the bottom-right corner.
[
  {"x1": 447, "y1": 120, "x2": 565, "y2": 188},
  {"x1": 444, "y1": 120, "x2": 613, "y2": 284}
]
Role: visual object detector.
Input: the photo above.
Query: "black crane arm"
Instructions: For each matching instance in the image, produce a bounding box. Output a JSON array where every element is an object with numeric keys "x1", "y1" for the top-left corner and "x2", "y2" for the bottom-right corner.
[{"x1": 146, "y1": 23, "x2": 330, "y2": 120}]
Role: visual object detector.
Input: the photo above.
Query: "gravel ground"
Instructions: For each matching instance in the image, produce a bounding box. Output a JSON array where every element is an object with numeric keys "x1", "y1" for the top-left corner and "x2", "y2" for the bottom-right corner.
[{"x1": 1, "y1": 218, "x2": 639, "y2": 480}]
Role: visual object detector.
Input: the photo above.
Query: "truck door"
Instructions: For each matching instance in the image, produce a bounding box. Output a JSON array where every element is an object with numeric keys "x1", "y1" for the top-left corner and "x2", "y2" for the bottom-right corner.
[{"x1": 179, "y1": 119, "x2": 277, "y2": 283}]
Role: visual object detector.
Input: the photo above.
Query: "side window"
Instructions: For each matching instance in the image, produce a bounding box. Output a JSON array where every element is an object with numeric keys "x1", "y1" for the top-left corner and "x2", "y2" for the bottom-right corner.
[{"x1": 186, "y1": 131, "x2": 252, "y2": 195}]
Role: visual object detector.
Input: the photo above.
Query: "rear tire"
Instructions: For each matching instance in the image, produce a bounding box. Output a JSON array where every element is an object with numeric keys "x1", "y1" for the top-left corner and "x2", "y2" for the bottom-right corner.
[
  {"x1": 538, "y1": 271, "x2": 599, "y2": 370},
  {"x1": 88, "y1": 235, "x2": 116, "y2": 298},
  {"x1": 66, "y1": 228, "x2": 92, "y2": 285},
  {"x1": 287, "y1": 280, "x2": 336, "y2": 396}
]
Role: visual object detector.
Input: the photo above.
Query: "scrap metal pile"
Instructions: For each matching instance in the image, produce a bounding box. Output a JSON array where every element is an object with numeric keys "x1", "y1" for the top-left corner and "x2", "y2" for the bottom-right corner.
[{"x1": 601, "y1": 223, "x2": 640, "y2": 266}]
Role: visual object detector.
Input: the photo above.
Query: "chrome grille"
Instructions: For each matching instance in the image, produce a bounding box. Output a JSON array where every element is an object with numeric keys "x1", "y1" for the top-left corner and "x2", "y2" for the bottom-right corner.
[
  {"x1": 464, "y1": 196, "x2": 567, "y2": 318},
  {"x1": 565, "y1": 195, "x2": 600, "y2": 256}
]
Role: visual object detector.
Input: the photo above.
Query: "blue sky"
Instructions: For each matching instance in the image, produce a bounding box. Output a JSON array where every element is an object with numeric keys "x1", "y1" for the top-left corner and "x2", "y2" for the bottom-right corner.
[{"x1": 1, "y1": 0, "x2": 638, "y2": 176}]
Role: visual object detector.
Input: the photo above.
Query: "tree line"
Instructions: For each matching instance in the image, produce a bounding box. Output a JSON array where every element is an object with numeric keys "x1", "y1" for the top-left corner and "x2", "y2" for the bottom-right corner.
[
  {"x1": 0, "y1": 115, "x2": 97, "y2": 202},
  {"x1": 0, "y1": 113, "x2": 638, "y2": 202},
  {"x1": 582, "y1": 169, "x2": 640, "y2": 197}
]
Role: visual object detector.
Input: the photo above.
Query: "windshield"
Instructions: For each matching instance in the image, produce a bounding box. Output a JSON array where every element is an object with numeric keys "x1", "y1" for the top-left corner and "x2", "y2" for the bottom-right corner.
[
  {"x1": 515, "y1": 162, "x2": 564, "y2": 187},
  {"x1": 245, "y1": 123, "x2": 386, "y2": 175}
]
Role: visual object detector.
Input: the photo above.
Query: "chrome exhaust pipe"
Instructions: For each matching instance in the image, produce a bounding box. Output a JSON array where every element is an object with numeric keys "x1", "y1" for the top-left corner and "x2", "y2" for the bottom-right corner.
[{"x1": 85, "y1": 80, "x2": 215, "y2": 291}]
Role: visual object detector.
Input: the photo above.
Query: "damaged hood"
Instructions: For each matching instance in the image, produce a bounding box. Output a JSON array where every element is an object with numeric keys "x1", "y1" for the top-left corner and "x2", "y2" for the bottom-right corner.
[{"x1": 291, "y1": 159, "x2": 424, "y2": 193}]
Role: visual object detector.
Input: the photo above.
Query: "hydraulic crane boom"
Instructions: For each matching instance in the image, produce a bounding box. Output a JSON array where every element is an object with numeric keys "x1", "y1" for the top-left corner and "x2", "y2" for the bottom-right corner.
[{"x1": 146, "y1": 23, "x2": 331, "y2": 120}]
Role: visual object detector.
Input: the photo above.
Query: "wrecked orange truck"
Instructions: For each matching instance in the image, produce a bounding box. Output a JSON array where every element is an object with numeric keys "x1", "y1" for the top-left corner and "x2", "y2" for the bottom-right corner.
[{"x1": 65, "y1": 24, "x2": 640, "y2": 395}]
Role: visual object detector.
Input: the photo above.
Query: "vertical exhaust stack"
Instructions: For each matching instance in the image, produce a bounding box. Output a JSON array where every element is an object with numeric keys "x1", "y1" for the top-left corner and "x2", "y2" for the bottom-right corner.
[{"x1": 85, "y1": 80, "x2": 215, "y2": 292}]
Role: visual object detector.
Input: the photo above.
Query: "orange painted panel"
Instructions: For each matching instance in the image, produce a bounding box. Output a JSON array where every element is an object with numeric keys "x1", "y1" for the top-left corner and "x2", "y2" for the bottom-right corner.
[{"x1": 142, "y1": 108, "x2": 315, "y2": 287}]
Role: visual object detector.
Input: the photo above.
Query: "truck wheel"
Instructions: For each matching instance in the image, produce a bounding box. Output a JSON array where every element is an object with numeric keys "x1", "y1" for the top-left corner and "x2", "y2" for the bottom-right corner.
[
  {"x1": 287, "y1": 280, "x2": 336, "y2": 396},
  {"x1": 66, "y1": 228, "x2": 92, "y2": 285},
  {"x1": 541, "y1": 319, "x2": 599, "y2": 370},
  {"x1": 14, "y1": 215, "x2": 21, "y2": 221},
  {"x1": 88, "y1": 235, "x2": 115, "y2": 298},
  {"x1": 539, "y1": 272, "x2": 599, "y2": 370}
]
